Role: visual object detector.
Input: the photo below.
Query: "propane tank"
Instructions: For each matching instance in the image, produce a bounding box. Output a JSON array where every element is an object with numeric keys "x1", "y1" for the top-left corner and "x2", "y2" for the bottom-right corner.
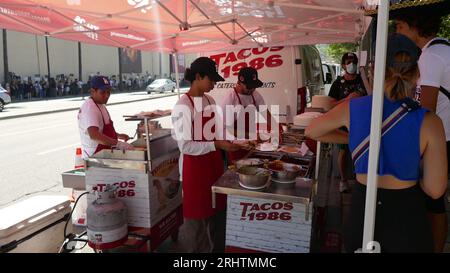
[{"x1": 87, "y1": 185, "x2": 128, "y2": 250}]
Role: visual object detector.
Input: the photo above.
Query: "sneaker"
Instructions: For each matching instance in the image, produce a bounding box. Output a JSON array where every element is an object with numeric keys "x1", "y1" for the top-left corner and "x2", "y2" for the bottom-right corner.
[{"x1": 339, "y1": 181, "x2": 350, "y2": 193}]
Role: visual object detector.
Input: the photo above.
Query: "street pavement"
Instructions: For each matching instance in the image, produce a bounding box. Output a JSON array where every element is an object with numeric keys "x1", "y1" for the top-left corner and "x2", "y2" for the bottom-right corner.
[
  {"x1": 0, "y1": 88, "x2": 193, "y2": 253},
  {"x1": 0, "y1": 90, "x2": 186, "y2": 209}
]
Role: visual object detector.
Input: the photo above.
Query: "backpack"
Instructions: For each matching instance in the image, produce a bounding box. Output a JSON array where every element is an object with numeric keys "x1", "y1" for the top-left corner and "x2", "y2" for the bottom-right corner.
[{"x1": 427, "y1": 39, "x2": 450, "y2": 101}]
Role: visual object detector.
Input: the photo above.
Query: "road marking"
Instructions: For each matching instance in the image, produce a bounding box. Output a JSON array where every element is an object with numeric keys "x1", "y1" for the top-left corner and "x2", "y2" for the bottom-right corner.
[
  {"x1": 0, "y1": 123, "x2": 73, "y2": 138},
  {"x1": 37, "y1": 142, "x2": 80, "y2": 155}
]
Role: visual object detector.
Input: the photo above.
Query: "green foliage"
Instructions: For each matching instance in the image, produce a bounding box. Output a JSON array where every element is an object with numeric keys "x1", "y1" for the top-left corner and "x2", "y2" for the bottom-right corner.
[
  {"x1": 321, "y1": 14, "x2": 449, "y2": 63},
  {"x1": 438, "y1": 14, "x2": 450, "y2": 39},
  {"x1": 325, "y1": 43, "x2": 358, "y2": 64}
]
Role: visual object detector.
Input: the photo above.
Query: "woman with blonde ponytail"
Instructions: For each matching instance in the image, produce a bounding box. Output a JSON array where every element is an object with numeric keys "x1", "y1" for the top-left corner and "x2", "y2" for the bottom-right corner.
[
  {"x1": 305, "y1": 34, "x2": 447, "y2": 252},
  {"x1": 384, "y1": 52, "x2": 420, "y2": 101}
]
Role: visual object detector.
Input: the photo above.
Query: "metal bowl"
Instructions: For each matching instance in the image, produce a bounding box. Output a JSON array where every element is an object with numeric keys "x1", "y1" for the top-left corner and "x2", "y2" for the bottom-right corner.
[
  {"x1": 267, "y1": 161, "x2": 302, "y2": 183},
  {"x1": 236, "y1": 166, "x2": 271, "y2": 190},
  {"x1": 235, "y1": 158, "x2": 265, "y2": 169}
]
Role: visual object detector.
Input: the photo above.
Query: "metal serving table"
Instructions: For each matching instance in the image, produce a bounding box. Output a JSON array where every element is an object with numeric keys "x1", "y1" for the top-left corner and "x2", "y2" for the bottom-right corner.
[
  {"x1": 212, "y1": 168, "x2": 316, "y2": 253},
  {"x1": 212, "y1": 170, "x2": 314, "y2": 207}
]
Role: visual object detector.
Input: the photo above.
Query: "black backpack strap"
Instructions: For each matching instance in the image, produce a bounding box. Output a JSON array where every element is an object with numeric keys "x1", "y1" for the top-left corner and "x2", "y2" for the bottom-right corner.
[
  {"x1": 428, "y1": 39, "x2": 450, "y2": 48},
  {"x1": 440, "y1": 86, "x2": 450, "y2": 101}
]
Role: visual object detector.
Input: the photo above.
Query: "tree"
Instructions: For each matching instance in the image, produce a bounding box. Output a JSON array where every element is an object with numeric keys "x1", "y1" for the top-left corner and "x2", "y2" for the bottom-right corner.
[
  {"x1": 325, "y1": 43, "x2": 358, "y2": 64},
  {"x1": 320, "y1": 14, "x2": 449, "y2": 63},
  {"x1": 438, "y1": 14, "x2": 450, "y2": 39}
]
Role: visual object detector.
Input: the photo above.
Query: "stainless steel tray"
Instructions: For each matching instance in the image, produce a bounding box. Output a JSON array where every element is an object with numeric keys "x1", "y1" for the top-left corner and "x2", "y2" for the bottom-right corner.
[
  {"x1": 212, "y1": 170, "x2": 314, "y2": 205},
  {"x1": 61, "y1": 169, "x2": 86, "y2": 190}
]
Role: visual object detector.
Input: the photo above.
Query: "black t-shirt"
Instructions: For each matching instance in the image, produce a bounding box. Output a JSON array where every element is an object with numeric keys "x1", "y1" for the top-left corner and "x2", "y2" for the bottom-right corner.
[{"x1": 328, "y1": 74, "x2": 367, "y2": 101}]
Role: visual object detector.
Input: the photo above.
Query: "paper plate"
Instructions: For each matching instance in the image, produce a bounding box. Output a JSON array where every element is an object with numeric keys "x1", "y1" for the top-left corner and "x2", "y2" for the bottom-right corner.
[{"x1": 255, "y1": 143, "x2": 278, "y2": 152}]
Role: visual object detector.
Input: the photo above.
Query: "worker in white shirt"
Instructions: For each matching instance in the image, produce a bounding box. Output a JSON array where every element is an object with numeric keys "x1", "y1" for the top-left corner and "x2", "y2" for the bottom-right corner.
[
  {"x1": 221, "y1": 66, "x2": 278, "y2": 163},
  {"x1": 77, "y1": 75, "x2": 134, "y2": 159},
  {"x1": 171, "y1": 57, "x2": 240, "y2": 252}
]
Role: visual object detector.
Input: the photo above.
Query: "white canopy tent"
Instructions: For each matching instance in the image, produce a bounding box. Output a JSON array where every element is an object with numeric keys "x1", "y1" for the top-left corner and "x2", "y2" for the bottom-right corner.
[
  {"x1": 0, "y1": 0, "x2": 422, "y2": 253},
  {"x1": 0, "y1": 0, "x2": 370, "y2": 52}
]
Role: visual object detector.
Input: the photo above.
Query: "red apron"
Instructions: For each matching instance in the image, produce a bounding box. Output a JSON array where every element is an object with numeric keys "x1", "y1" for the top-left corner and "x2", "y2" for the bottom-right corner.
[
  {"x1": 228, "y1": 89, "x2": 258, "y2": 162},
  {"x1": 92, "y1": 98, "x2": 118, "y2": 154},
  {"x1": 182, "y1": 94, "x2": 226, "y2": 219}
]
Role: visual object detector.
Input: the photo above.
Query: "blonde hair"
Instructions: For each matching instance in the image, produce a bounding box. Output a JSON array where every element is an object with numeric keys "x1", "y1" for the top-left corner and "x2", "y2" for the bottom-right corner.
[{"x1": 385, "y1": 52, "x2": 419, "y2": 101}]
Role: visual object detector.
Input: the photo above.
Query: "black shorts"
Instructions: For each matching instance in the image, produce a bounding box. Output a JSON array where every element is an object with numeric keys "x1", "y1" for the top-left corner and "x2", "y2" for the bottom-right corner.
[
  {"x1": 421, "y1": 141, "x2": 449, "y2": 214},
  {"x1": 422, "y1": 191, "x2": 447, "y2": 214},
  {"x1": 337, "y1": 144, "x2": 348, "y2": 150},
  {"x1": 344, "y1": 182, "x2": 433, "y2": 253}
]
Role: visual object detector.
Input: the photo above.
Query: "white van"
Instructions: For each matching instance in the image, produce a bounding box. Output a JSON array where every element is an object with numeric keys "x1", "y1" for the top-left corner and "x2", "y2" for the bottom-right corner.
[
  {"x1": 204, "y1": 45, "x2": 325, "y2": 123},
  {"x1": 322, "y1": 63, "x2": 341, "y2": 95}
]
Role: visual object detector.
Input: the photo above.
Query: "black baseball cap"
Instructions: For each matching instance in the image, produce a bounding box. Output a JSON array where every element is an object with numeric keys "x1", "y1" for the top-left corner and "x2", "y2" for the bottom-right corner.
[
  {"x1": 190, "y1": 57, "x2": 225, "y2": 82},
  {"x1": 238, "y1": 67, "x2": 263, "y2": 89},
  {"x1": 386, "y1": 33, "x2": 419, "y2": 69},
  {"x1": 341, "y1": 52, "x2": 358, "y2": 65}
]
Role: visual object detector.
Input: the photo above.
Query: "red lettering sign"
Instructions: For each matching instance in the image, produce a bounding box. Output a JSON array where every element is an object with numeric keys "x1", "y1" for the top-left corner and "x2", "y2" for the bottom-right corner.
[{"x1": 211, "y1": 46, "x2": 284, "y2": 79}]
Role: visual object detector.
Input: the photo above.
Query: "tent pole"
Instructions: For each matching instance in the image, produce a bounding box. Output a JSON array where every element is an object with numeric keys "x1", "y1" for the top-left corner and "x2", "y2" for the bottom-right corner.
[
  {"x1": 173, "y1": 52, "x2": 180, "y2": 99},
  {"x1": 356, "y1": 11, "x2": 366, "y2": 72},
  {"x1": 189, "y1": 0, "x2": 234, "y2": 43},
  {"x1": 361, "y1": 0, "x2": 389, "y2": 254},
  {"x1": 45, "y1": 36, "x2": 50, "y2": 80},
  {"x1": 35, "y1": 35, "x2": 41, "y2": 77},
  {"x1": 232, "y1": 0, "x2": 236, "y2": 42},
  {"x1": 183, "y1": 0, "x2": 188, "y2": 25},
  {"x1": 78, "y1": 42, "x2": 82, "y2": 82},
  {"x1": 3, "y1": 29, "x2": 8, "y2": 86},
  {"x1": 155, "y1": 0, "x2": 184, "y2": 25}
]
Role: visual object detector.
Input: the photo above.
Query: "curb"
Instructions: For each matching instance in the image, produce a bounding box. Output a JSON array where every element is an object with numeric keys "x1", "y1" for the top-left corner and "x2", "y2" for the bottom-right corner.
[{"x1": 0, "y1": 93, "x2": 181, "y2": 121}]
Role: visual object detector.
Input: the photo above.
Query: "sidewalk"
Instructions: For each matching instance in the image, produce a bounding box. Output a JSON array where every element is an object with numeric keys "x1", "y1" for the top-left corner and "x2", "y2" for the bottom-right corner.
[{"x1": 0, "y1": 89, "x2": 189, "y2": 120}]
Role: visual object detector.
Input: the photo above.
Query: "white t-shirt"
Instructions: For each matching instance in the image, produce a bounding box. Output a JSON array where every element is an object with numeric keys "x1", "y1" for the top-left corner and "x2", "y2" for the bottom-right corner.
[
  {"x1": 220, "y1": 89, "x2": 266, "y2": 139},
  {"x1": 171, "y1": 94, "x2": 218, "y2": 177},
  {"x1": 77, "y1": 98, "x2": 112, "y2": 159},
  {"x1": 418, "y1": 38, "x2": 450, "y2": 140}
]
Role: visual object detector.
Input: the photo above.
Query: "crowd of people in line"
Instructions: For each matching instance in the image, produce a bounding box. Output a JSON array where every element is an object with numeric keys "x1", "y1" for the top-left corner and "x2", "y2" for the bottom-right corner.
[{"x1": 3, "y1": 71, "x2": 189, "y2": 102}]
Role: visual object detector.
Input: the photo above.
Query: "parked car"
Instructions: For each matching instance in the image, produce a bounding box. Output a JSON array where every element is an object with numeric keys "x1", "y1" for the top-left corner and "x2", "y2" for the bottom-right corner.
[
  {"x1": 0, "y1": 84, "x2": 11, "y2": 112},
  {"x1": 146, "y1": 79, "x2": 176, "y2": 94},
  {"x1": 322, "y1": 63, "x2": 341, "y2": 95}
]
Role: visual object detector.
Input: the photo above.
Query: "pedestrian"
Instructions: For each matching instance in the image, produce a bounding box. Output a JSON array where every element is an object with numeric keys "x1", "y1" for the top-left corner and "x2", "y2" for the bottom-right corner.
[
  {"x1": 34, "y1": 81, "x2": 43, "y2": 99},
  {"x1": 328, "y1": 52, "x2": 368, "y2": 193},
  {"x1": 306, "y1": 34, "x2": 447, "y2": 252},
  {"x1": 64, "y1": 81, "x2": 70, "y2": 96},
  {"x1": 393, "y1": 4, "x2": 450, "y2": 252}
]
